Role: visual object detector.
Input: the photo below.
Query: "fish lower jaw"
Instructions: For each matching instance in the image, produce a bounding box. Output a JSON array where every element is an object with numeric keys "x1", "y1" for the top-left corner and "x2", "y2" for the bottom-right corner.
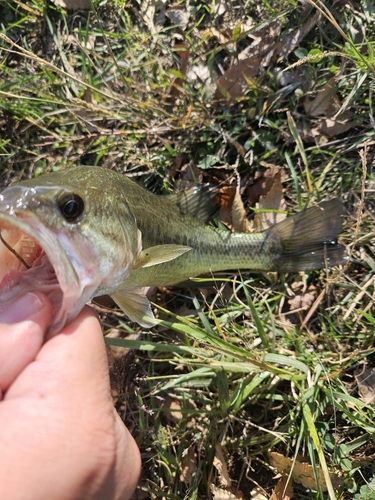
[
  {"x1": 0, "y1": 253, "x2": 62, "y2": 322},
  {"x1": 0, "y1": 216, "x2": 81, "y2": 334}
]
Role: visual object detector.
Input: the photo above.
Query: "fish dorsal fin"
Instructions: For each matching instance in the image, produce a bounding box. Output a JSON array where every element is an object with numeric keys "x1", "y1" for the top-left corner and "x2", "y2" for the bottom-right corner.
[
  {"x1": 133, "y1": 244, "x2": 191, "y2": 270},
  {"x1": 167, "y1": 185, "x2": 219, "y2": 222},
  {"x1": 110, "y1": 287, "x2": 157, "y2": 328}
]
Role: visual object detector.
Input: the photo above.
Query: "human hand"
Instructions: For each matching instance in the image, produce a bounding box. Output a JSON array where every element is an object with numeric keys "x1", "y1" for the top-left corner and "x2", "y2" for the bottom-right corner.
[{"x1": 0, "y1": 293, "x2": 141, "y2": 500}]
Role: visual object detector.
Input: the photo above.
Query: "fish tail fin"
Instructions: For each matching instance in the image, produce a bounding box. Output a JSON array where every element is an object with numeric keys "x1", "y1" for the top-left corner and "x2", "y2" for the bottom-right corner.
[{"x1": 267, "y1": 199, "x2": 348, "y2": 272}]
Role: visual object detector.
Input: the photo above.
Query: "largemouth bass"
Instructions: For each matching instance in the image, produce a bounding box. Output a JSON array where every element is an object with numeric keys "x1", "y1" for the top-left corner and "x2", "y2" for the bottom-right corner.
[{"x1": 0, "y1": 166, "x2": 347, "y2": 333}]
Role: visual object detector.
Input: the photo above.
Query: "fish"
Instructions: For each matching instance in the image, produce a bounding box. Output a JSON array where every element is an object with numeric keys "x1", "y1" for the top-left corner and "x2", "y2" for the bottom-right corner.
[{"x1": 0, "y1": 166, "x2": 347, "y2": 334}]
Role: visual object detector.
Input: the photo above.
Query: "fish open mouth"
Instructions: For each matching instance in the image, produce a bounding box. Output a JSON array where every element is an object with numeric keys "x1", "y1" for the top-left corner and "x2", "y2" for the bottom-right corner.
[{"x1": 0, "y1": 212, "x2": 81, "y2": 334}]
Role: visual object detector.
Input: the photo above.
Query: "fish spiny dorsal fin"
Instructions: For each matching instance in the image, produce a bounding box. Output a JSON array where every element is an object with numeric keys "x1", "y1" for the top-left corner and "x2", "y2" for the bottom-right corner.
[
  {"x1": 166, "y1": 184, "x2": 219, "y2": 222},
  {"x1": 110, "y1": 287, "x2": 157, "y2": 328},
  {"x1": 133, "y1": 244, "x2": 191, "y2": 270}
]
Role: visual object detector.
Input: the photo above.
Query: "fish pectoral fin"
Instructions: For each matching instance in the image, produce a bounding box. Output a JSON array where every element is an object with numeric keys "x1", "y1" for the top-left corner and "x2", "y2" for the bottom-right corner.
[
  {"x1": 110, "y1": 287, "x2": 157, "y2": 328},
  {"x1": 133, "y1": 244, "x2": 191, "y2": 269}
]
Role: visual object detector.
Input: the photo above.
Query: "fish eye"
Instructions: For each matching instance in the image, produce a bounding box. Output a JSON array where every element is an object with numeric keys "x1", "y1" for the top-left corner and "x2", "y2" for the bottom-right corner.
[{"x1": 58, "y1": 193, "x2": 84, "y2": 223}]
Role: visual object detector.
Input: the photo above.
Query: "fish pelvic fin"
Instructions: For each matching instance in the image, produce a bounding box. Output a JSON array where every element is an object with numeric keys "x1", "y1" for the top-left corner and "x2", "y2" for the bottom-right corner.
[
  {"x1": 110, "y1": 287, "x2": 157, "y2": 328},
  {"x1": 133, "y1": 244, "x2": 191, "y2": 270},
  {"x1": 267, "y1": 199, "x2": 348, "y2": 272}
]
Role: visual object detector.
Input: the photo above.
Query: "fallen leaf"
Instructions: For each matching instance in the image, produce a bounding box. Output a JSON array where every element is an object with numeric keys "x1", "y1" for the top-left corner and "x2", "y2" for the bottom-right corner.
[
  {"x1": 53, "y1": 0, "x2": 90, "y2": 8},
  {"x1": 294, "y1": 120, "x2": 327, "y2": 144},
  {"x1": 304, "y1": 77, "x2": 337, "y2": 117},
  {"x1": 76, "y1": 87, "x2": 101, "y2": 133},
  {"x1": 141, "y1": 0, "x2": 155, "y2": 31},
  {"x1": 215, "y1": 55, "x2": 263, "y2": 101},
  {"x1": 129, "y1": 478, "x2": 150, "y2": 500},
  {"x1": 168, "y1": 42, "x2": 190, "y2": 103},
  {"x1": 273, "y1": 12, "x2": 320, "y2": 62},
  {"x1": 211, "y1": 0, "x2": 228, "y2": 17},
  {"x1": 179, "y1": 446, "x2": 197, "y2": 485},
  {"x1": 175, "y1": 161, "x2": 203, "y2": 191},
  {"x1": 239, "y1": 23, "x2": 282, "y2": 61},
  {"x1": 157, "y1": 395, "x2": 183, "y2": 423},
  {"x1": 288, "y1": 283, "x2": 317, "y2": 312},
  {"x1": 204, "y1": 27, "x2": 230, "y2": 45},
  {"x1": 166, "y1": 6, "x2": 189, "y2": 28},
  {"x1": 302, "y1": 75, "x2": 356, "y2": 139},
  {"x1": 232, "y1": 190, "x2": 251, "y2": 233},
  {"x1": 106, "y1": 330, "x2": 141, "y2": 362},
  {"x1": 318, "y1": 118, "x2": 354, "y2": 137},
  {"x1": 211, "y1": 485, "x2": 238, "y2": 500},
  {"x1": 176, "y1": 303, "x2": 198, "y2": 318},
  {"x1": 213, "y1": 444, "x2": 232, "y2": 488},
  {"x1": 268, "y1": 451, "x2": 343, "y2": 491},
  {"x1": 355, "y1": 366, "x2": 375, "y2": 404},
  {"x1": 246, "y1": 166, "x2": 284, "y2": 206},
  {"x1": 216, "y1": 186, "x2": 236, "y2": 228},
  {"x1": 250, "y1": 487, "x2": 268, "y2": 500},
  {"x1": 188, "y1": 64, "x2": 212, "y2": 86},
  {"x1": 253, "y1": 169, "x2": 286, "y2": 231},
  {"x1": 270, "y1": 474, "x2": 294, "y2": 500}
]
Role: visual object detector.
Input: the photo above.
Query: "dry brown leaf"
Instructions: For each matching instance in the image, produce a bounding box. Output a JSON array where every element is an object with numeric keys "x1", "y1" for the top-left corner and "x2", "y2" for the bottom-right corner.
[
  {"x1": 253, "y1": 170, "x2": 286, "y2": 231},
  {"x1": 213, "y1": 444, "x2": 232, "y2": 488},
  {"x1": 303, "y1": 77, "x2": 356, "y2": 138},
  {"x1": 106, "y1": 331, "x2": 141, "y2": 362},
  {"x1": 175, "y1": 161, "x2": 203, "y2": 191},
  {"x1": 211, "y1": 485, "x2": 238, "y2": 500},
  {"x1": 214, "y1": 11, "x2": 319, "y2": 101},
  {"x1": 239, "y1": 23, "x2": 281, "y2": 60},
  {"x1": 168, "y1": 41, "x2": 190, "y2": 103},
  {"x1": 268, "y1": 451, "x2": 343, "y2": 491},
  {"x1": 216, "y1": 186, "x2": 236, "y2": 228},
  {"x1": 179, "y1": 446, "x2": 197, "y2": 485},
  {"x1": 318, "y1": 118, "x2": 354, "y2": 137},
  {"x1": 157, "y1": 395, "x2": 183, "y2": 423},
  {"x1": 295, "y1": 120, "x2": 326, "y2": 144},
  {"x1": 129, "y1": 478, "x2": 150, "y2": 500},
  {"x1": 250, "y1": 488, "x2": 268, "y2": 500},
  {"x1": 176, "y1": 303, "x2": 199, "y2": 317},
  {"x1": 273, "y1": 11, "x2": 320, "y2": 62},
  {"x1": 270, "y1": 474, "x2": 294, "y2": 500},
  {"x1": 246, "y1": 166, "x2": 283, "y2": 205},
  {"x1": 304, "y1": 77, "x2": 337, "y2": 117},
  {"x1": 212, "y1": 0, "x2": 229, "y2": 17},
  {"x1": 232, "y1": 190, "x2": 251, "y2": 233},
  {"x1": 75, "y1": 87, "x2": 101, "y2": 133},
  {"x1": 188, "y1": 63, "x2": 212, "y2": 85},
  {"x1": 288, "y1": 283, "x2": 317, "y2": 312},
  {"x1": 53, "y1": 0, "x2": 90, "y2": 8},
  {"x1": 204, "y1": 27, "x2": 230, "y2": 45},
  {"x1": 295, "y1": 117, "x2": 354, "y2": 142},
  {"x1": 215, "y1": 56, "x2": 263, "y2": 101},
  {"x1": 106, "y1": 330, "x2": 141, "y2": 404},
  {"x1": 355, "y1": 366, "x2": 375, "y2": 404},
  {"x1": 166, "y1": 6, "x2": 189, "y2": 28},
  {"x1": 141, "y1": 0, "x2": 167, "y2": 34}
]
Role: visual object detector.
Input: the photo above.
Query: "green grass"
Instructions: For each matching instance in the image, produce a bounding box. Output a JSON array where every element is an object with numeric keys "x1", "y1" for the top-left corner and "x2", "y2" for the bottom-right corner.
[{"x1": 1, "y1": 0, "x2": 375, "y2": 498}]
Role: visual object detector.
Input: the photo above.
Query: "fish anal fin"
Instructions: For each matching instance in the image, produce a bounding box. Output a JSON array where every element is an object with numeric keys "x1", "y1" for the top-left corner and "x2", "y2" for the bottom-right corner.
[
  {"x1": 134, "y1": 244, "x2": 191, "y2": 270},
  {"x1": 110, "y1": 287, "x2": 157, "y2": 328}
]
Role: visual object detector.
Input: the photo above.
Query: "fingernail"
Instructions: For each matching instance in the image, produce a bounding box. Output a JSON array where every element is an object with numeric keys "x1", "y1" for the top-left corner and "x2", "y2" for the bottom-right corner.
[{"x1": 0, "y1": 293, "x2": 44, "y2": 324}]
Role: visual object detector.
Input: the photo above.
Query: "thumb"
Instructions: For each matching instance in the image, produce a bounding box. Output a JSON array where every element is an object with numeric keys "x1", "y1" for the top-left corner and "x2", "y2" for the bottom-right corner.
[{"x1": 0, "y1": 293, "x2": 52, "y2": 395}]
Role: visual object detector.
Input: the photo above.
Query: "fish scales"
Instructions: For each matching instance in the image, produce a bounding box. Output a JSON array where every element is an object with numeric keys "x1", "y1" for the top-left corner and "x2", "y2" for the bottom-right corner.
[{"x1": 0, "y1": 166, "x2": 348, "y2": 331}]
